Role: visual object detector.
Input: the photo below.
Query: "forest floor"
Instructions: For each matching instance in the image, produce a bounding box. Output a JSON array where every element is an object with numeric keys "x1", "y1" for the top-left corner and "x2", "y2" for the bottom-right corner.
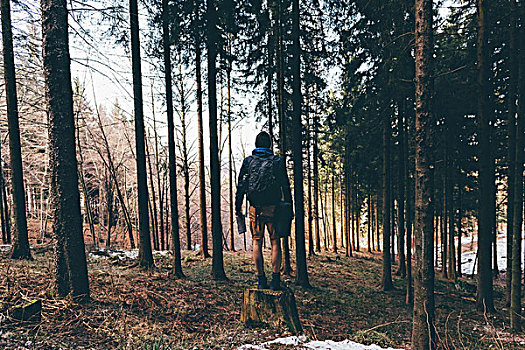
[{"x1": 0, "y1": 244, "x2": 524, "y2": 349}]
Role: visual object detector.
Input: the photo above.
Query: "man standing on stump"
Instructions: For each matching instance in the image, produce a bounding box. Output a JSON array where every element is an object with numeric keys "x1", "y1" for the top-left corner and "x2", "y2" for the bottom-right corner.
[{"x1": 235, "y1": 131, "x2": 293, "y2": 290}]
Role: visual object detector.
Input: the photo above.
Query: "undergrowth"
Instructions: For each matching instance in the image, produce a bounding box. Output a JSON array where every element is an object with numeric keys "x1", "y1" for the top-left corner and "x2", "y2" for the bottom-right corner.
[{"x1": 0, "y1": 247, "x2": 523, "y2": 349}]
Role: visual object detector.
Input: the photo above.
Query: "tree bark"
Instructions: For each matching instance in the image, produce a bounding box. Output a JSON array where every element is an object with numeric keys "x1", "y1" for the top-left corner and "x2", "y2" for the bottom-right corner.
[
  {"x1": 411, "y1": 0, "x2": 435, "y2": 346},
  {"x1": 396, "y1": 111, "x2": 406, "y2": 277},
  {"x1": 276, "y1": 0, "x2": 292, "y2": 275},
  {"x1": 227, "y1": 43, "x2": 234, "y2": 252},
  {"x1": 345, "y1": 143, "x2": 353, "y2": 257},
  {"x1": 505, "y1": 0, "x2": 518, "y2": 306},
  {"x1": 153, "y1": 95, "x2": 165, "y2": 251},
  {"x1": 291, "y1": 0, "x2": 309, "y2": 287},
  {"x1": 130, "y1": 0, "x2": 154, "y2": 268},
  {"x1": 313, "y1": 108, "x2": 320, "y2": 253},
  {"x1": 382, "y1": 109, "x2": 393, "y2": 291},
  {"x1": 441, "y1": 175, "x2": 448, "y2": 279},
  {"x1": 0, "y1": 152, "x2": 9, "y2": 244},
  {"x1": 475, "y1": 0, "x2": 494, "y2": 312},
  {"x1": 307, "y1": 114, "x2": 314, "y2": 257},
  {"x1": 41, "y1": 0, "x2": 89, "y2": 300},
  {"x1": 406, "y1": 117, "x2": 413, "y2": 305},
  {"x1": 146, "y1": 132, "x2": 159, "y2": 251},
  {"x1": 195, "y1": 37, "x2": 210, "y2": 258},
  {"x1": 333, "y1": 174, "x2": 338, "y2": 253},
  {"x1": 456, "y1": 170, "x2": 462, "y2": 277},
  {"x1": 355, "y1": 183, "x2": 360, "y2": 252},
  {"x1": 375, "y1": 197, "x2": 380, "y2": 252},
  {"x1": 509, "y1": 0, "x2": 524, "y2": 329},
  {"x1": 446, "y1": 134, "x2": 456, "y2": 280},
  {"x1": 207, "y1": 0, "x2": 227, "y2": 280},
  {"x1": 177, "y1": 60, "x2": 192, "y2": 251},
  {"x1": 509, "y1": 108, "x2": 522, "y2": 329},
  {"x1": 162, "y1": 0, "x2": 183, "y2": 277},
  {"x1": 1, "y1": 0, "x2": 31, "y2": 260}
]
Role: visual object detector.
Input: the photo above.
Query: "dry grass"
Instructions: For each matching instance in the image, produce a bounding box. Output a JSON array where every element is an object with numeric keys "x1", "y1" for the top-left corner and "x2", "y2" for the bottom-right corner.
[{"x1": 0, "y1": 245, "x2": 523, "y2": 349}]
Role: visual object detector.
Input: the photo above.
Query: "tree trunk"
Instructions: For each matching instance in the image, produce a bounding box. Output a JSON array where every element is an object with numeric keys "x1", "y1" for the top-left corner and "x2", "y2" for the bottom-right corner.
[
  {"x1": 195, "y1": 36, "x2": 210, "y2": 258},
  {"x1": 227, "y1": 43, "x2": 235, "y2": 252},
  {"x1": 333, "y1": 173, "x2": 338, "y2": 253},
  {"x1": 505, "y1": 0, "x2": 518, "y2": 305},
  {"x1": 0, "y1": 153, "x2": 8, "y2": 244},
  {"x1": 475, "y1": 0, "x2": 494, "y2": 312},
  {"x1": 442, "y1": 153, "x2": 448, "y2": 279},
  {"x1": 509, "y1": 111, "x2": 522, "y2": 329},
  {"x1": 291, "y1": 0, "x2": 309, "y2": 287},
  {"x1": 434, "y1": 216, "x2": 438, "y2": 267},
  {"x1": 370, "y1": 197, "x2": 379, "y2": 251},
  {"x1": 350, "y1": 185, "x2": 355, "y2": 252},
  {"x1": 345, "y1": 144, "x2": 353, "y2": 257},
  {"x1": 42, "y1": 0, "x2": 89, "y2": 300},
  {"x1": 207, "y1": 0, "x2": 227, "y2": 280},
  {"x1": 267, "y1": 2, "x2": 274, "y2": 142},
  {"x1": 382, "y1": 109, "x2": 393, "y2": 291},
  {"x1": 456, "y1": 171, "x2": 462, "y2": 277},
  {"x1": 105, "y1": 169, "x2": 114, "y2": 247},
  {"x1": 162, "y1": 0, "x2": 183, "y2": 277},
  {"x1": 405, "y1": 117, "x2": 413, "y2": 305},
  {"x1": 307, "y1": 116, "x2": 314, "y2": 257},
  {"x1": 152, "y1": 93, "x2": 165, "y2": 251},
  {"x1": 1, "y1": 0, "x2": 31, "y2": 260},
  {"x1": 313, "y1": 109, "x2": 320, "y2": 253},
  {"x1": 446, "y1": 135, "x2": 456, "y2": 280},
  {"x1": 355, "y1": 184, "x2": 360, "y2": 252},
  {"x1": 177, "y1": 60, "x2": 192, "y2": 251},
  {"x1": 276, "y1": 0, "x2": 292, "y2": 275},
  {"x1": 396, "y1": 112, "x2": 406, "y2": 277},
  {"x1": 391, "y1": 190, "x2": 395, "y2": 263},
  {"x1": 375, "y1": 197, "x2": 380, "y2": 252},
  {"x1": 146, "y1": 132, "x2": 159, "y2": 251},
  {"x1": 321, "y1": 179, "x2": 330, "y2": 250},
  {"x1": 130, "y1": 0, "x2": 154, "y2": 268},
  {"x1": 509, "y1": 0, "x2": 524, "y2": 329},
  {"x1": 411, "y1": 0, "x2": 436, "y2": 347},
  {"x1": 2, "y1": 174, "x2": 10, "y2": 244}
]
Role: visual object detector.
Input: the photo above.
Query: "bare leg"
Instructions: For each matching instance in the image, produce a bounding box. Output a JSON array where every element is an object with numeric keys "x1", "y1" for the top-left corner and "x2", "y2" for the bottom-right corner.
[
  {"x1": 271, "y1": 238, "x2": 282, "y2": 274},
  {"x1": 253, "y1": 239, "x2": 264, "y2": 275}
]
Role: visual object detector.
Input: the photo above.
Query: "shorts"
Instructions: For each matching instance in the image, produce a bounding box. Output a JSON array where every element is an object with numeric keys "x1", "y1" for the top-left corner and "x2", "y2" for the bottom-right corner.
[{"x1": 249, "y1": 205, "x2": 277, "y2": 241}]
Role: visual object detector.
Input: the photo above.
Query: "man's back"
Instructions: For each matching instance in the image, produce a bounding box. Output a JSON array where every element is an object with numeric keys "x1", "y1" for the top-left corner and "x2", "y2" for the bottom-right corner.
[{"x1": 236, "y1": 148, "x2": 291, "y2": 211}]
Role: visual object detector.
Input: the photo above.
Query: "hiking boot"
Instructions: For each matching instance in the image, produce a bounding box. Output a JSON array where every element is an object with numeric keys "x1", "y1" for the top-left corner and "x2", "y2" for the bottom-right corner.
[
  {"x1": 270, "y1": 272, "x2": 284, "y2": 291},
  {"x1": 257, "y1": 274, "x2": 268, "y2": 289}
]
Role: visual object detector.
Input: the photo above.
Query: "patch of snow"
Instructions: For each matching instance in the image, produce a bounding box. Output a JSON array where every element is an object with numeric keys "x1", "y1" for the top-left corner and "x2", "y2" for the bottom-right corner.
[
  {"x1": 88, "y1": 248, "x2": 174, "y2": 260},
  {"x1": 153, "y1": 250, "x2": 172, "y2": 257},
  {"x1": 237, "y1": 336, "x2": 403, "y2": 350},
  {"x1": 460, "y1": 235, "x2": 525, "y2": 276},
  {"x1": 88, "y1": 248, "x2": 138, "y2": 260},
  {"x1": 0, "y1": 245, "x2": 11, "y2": 252}
]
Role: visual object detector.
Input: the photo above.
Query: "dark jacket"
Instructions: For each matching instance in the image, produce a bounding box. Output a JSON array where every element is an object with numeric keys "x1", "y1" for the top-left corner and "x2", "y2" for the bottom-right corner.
[{"x1": 235, "y1": 148, "x2": 292, "y2": 214}]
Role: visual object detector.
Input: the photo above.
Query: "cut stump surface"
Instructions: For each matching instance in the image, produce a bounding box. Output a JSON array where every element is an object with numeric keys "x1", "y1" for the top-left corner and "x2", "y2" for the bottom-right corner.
[{"x1": 241, "y1": 288, "x2": 302, "y2": 334}]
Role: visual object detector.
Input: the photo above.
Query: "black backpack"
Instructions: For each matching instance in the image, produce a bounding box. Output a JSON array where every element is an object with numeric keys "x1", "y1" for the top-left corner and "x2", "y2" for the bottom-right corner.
[{"x1": 246, "y1": 155, "x2": 281, "y2": 207}]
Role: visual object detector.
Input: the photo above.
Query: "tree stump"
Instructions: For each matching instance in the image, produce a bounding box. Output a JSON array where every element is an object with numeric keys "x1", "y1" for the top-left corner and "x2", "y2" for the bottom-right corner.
[{"x1": 241, "y1": 288, "x2": 302, "y2": 334}]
